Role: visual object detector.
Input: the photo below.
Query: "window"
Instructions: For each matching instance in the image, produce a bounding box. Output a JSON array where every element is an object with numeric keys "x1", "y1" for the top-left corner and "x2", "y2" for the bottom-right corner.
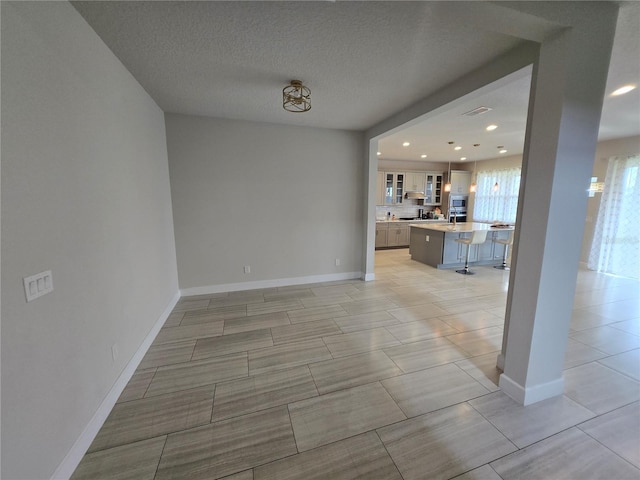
[
  {"x1": 473, "y1": 167, "x2": 521, "y2": 223},
  {"x1": 588, "y1": 155, "x2": 640, "y2": 279}
]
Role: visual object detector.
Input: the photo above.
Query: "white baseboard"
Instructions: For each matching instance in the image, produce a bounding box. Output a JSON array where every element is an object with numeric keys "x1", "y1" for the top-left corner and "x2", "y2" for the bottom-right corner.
[
  {"x1": 51, "y1": 291, "x2": 180, "y2": 480},
  {"x1": 496, "y1": 353, "x2": 505, "y2": 371},
  {"x1": 363, "y1": 272, "x2": 375, "y2": 281},
  {"x1": 180, "y1": 272, "x2": 363, "y2": 296},
  {"x1": 499, "y1": 373, "x2": 565, "y2": 406}
]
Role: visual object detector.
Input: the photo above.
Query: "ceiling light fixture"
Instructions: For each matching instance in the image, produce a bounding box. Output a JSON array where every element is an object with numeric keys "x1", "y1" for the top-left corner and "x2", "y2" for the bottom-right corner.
[
  {"x1": 493, "y1": 181, "x2": 499, "y2": 192},
  {"x1": 499, "y1": 149, "x2": 508, "y2": 154},
  {"x1": 454, "y1": 146, "x2": 462, "y2": 151},
  {"x1": 421, "y1": 154, "x2": 427, "y2": 158},
  {"x1": 444, "y1": 161, "x2": 452, "y2": 192},
  {"x1": 611, "y1": 85, "x2": 636, "y2": 96},
  {"x1": 377, "y1": 152, "x2": 381, "y2": 156},
  {"x1": 469, "y1": 160, "x2": 477, "y2": 193},
  {"x1": 486, "y1": 125, "x2": 498, "y2": 131},
  {"x1": 460, "y1": 157, "x2": 467, "y2": 161},
  {"x1": 402, "y1": 142, "x2": 411, "y2": 147},
  {"x1": 283, "y1": 80, "x2": 311, "y2": 113}
]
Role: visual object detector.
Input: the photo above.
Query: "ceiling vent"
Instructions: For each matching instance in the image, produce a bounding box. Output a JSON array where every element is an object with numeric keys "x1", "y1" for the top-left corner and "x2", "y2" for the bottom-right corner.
[{"x1": 462, "y1": 106, "x2": 492, "y2": 116}]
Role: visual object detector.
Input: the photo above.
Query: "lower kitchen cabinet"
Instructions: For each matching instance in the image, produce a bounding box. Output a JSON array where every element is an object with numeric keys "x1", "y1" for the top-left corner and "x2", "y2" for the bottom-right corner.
[
  {"x1": 387, "y1": 224, "x2": 409, "y2": 247},
  {"x1": 376, "y1": 223, "x2": 410, "y2": 249},
  {"x1": 376, "y1": 223, "x2": 389, "y2": 248}
]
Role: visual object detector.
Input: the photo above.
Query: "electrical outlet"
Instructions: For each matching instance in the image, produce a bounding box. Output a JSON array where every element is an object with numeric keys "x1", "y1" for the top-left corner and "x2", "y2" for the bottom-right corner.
[
  {"x1": 425, "y1": 235, "x2": 430, "y2": 242},
  {"x1": 111, "y1": 343, "x2": 119, "y2": 362},
  {"x1": 244, "y1": 265, "x2": 251, "y2": 274},
  {"x1": 335, "y1": 258, "x2": 341, "y2": 266}
]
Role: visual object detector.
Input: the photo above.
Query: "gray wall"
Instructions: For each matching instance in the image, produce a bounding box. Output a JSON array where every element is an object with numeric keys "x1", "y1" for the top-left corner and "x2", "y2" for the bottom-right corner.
[
  {"x1": 1, "y1": 3, "x2": 179, "y2": 478},
  {"x1": 165, "y1": 113, "x2": 364, "y2": 292}
]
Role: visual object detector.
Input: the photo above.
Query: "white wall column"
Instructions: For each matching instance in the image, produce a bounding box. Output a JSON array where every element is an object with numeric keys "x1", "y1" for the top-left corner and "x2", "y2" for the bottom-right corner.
[{"x1": 499, "y1": 3, "x2": 619, "y2": 405}]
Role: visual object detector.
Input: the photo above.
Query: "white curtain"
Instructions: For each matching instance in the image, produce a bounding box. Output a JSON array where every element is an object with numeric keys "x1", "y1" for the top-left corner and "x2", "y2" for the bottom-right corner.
[
  {"x1": 588, "y1": 155, "x2": 640, "y2": 279},
  {"x1": 473, "y1": 167, "x2": 521, "y2": 223}
]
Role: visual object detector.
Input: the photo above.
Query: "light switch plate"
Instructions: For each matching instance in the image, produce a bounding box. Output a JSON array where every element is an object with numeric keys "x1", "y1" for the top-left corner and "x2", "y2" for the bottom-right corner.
[{"x1": 24, "y1": 270, "x2": 53, "y2": 302}]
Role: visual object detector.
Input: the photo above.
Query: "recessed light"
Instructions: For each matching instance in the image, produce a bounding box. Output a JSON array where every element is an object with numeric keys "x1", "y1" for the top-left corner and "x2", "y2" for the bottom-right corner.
[
  {"x1": 421, "y1": 154, "x2": 427, "y2": 158},
  {"x1": 454, "y1": 146, "x2": 462, "y2": 151},
  {"x1": 460, "y1": 157, "x2": 467, "y2": 161},
  {"x1": 499, "y1": 149, "x2": 508, "y2": 154},
  {"x1": 486, "y1": 125, "x2": 498, "y2": 131},
  {"x1": 402, "y1": 142, "x2": 410, "y2": 147},
  {"x1": 377, "y1": 152, "x2": 381, "y2": 156},
  {"x1": 611, "y1": 85, "x2": 636, "y2": 96}
]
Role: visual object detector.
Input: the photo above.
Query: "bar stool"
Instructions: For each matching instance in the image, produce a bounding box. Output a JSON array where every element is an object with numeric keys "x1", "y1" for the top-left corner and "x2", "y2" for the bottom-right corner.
[
  {"x1": 455, "y1": 230, "x2": 488, "y2": 275},
  {"x1": 493, "y1": 231, "x2": 514, "y2": 270}
]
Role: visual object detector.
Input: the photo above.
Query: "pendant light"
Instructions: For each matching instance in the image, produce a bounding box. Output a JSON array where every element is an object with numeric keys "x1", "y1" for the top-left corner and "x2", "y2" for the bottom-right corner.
[
  {"x1": 493, "y1": 181, "x2": 499, "y2": 192},
  {"x1": 444, "y1": 161, "x2": 452, "y2": 192},
  {"x1": 469, "y1": 161, "x2": 477, "y2": 193}
]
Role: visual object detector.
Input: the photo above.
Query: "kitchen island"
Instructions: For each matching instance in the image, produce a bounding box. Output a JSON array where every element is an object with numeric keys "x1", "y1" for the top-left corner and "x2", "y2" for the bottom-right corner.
[{"x1": 409, "y1": 222, "x2": 514, "y2": 269}]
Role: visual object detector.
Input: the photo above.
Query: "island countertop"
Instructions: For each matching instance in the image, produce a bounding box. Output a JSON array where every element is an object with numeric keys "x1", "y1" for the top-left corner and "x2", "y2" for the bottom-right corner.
[
  {"x1": 409, "y1": 221, "x2": 514, "y2": 233},
  {"x1": 409, "y1": 222, "x2": 513, "y2": 269}
]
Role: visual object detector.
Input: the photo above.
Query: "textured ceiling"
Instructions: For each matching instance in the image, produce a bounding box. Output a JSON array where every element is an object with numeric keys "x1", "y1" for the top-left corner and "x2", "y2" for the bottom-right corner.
[
  {"x1": 72, "y1": 1, "x2": 639, "y2": 161},
  {"x1": 71, "y1": 1, "x2": 524, "y2": 130}
]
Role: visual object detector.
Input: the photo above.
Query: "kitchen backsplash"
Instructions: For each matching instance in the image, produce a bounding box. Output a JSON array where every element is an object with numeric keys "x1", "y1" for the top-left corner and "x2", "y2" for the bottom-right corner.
[{"x1": 375, "y1": 204, "x2": 440, "y2": 220}]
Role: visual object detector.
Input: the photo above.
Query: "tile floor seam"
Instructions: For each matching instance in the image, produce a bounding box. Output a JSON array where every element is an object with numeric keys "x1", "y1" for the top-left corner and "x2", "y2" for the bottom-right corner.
[
  {"x1": 487, "y1": 424, "x2": 640, "y2": 478},
  {"x1": 286, "y1": 403, "x2": 301, "y2": 455},
  {"x1": 575, "y1": 411, "x2": 640, "y2": 472},
  {"x1": 151, "y1": 435, "x2": 168, "y2": 480},
  {"x1": 305, "y1": 364, "x2": 323, "y2": 398},
  {"x1": 373, "y1": 429, "x2": 407, "y2": 480},
  {"x1": 209, "y1": 383, "x2": 217, "y2": 423},
  {"x1": 140, "y1": 367, "x2": 159, "y2": 400},
  {"x1": 595, "y1": 357, "x2": 640, "y2": 383}
]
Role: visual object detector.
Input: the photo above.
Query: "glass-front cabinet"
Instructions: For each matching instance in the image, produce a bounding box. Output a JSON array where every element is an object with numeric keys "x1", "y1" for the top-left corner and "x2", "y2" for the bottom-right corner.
[
  {"x1": 384, "y1": 172, "x2": 405, "y2": 204},
  {"x1": 424, "y1": 172, "x2": 443, "y2": 205}
]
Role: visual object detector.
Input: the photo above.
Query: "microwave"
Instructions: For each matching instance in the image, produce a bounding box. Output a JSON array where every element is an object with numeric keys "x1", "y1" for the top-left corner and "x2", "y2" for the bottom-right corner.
[{"x1": 451, "y1": 197, "x2": 467, "y2": 208}]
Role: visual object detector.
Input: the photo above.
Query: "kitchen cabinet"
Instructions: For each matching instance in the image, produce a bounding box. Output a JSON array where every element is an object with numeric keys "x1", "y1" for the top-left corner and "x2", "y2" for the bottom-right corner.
[
  {"x1": 424, "y1": 172, "x2": 443, "y2": 205},
  {"x1": 383, "y1": 172, "x2": 405, "y2": 204},
  {"x1": 376, "y1": 172, "x2": 385, "y2": 205},
  {"x1": 376, "y1": 223, "x2": 389, "y2": 248},
  {"x1": 387, "y1": 224, "x2": 409, "y2": 247},
  {"x1": 450, "y1": 170, "x2": 472, "y2": 195},
  {"x1": 405, "y1": 172, "x2": 426, "y2": 193}
]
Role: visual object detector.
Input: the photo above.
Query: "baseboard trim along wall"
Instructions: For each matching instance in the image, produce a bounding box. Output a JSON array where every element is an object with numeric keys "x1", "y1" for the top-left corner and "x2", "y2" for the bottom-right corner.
[
  {"x1": 51, "y1": 291, "x2": 180, "y2": 480},
  {"x1": 498, "y1": 373, "x2": 565, "y2": 406},
  {"x1": 180, "y1": 272, "x2": 363, "y2": 296}
]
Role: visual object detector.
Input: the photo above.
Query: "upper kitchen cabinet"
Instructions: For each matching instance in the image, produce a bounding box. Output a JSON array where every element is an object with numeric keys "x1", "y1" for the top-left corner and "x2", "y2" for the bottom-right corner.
[
  {"x1": 424, "y1": 172, "x2": 443, "y2": 205},
  {"x1": 383, "y1": 172, "x2": 405, "y2": 204},
  {"x1": 450, "y1": 170, "x2": 472, "y2": 195},
  {"x1": 405, "y1": 172, "x2": 426, "y2": 193},
  {"x1": 376, "y1": 172, "x2": 385, "y2": 205}
]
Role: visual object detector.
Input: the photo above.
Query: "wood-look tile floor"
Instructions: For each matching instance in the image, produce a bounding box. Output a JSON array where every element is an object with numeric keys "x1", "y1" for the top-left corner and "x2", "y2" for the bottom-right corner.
[{"x1": 71, "y1": 249, "x2": 640, "y2": 480}]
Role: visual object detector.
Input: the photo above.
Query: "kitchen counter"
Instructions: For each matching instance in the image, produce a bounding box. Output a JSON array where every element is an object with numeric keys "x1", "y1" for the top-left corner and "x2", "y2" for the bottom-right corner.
[
  {"x1": 376, "y1": 219, "x2": 447, "y2": 224},
  {"x1": 409, "y1": 222, "x2": 513, "y2": 269},
  {"x1": 409, "y1": 221, "x2": 514, "y2": 232}
]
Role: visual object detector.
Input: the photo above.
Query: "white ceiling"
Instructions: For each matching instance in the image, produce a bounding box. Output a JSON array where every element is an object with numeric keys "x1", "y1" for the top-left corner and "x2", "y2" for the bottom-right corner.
[{"x1": 72, "y1": 1, "x2": 640, "y2": 163}]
